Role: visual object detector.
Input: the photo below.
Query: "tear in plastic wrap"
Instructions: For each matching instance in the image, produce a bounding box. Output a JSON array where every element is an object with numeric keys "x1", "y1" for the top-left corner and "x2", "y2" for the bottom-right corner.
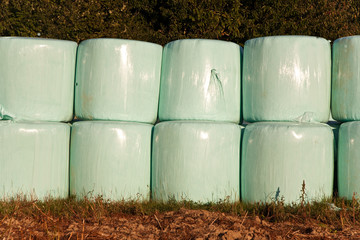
[
  {"x1": 243, "y1": 36, "x2": 331, "y2": 122},
  {"x1": 332, "y1": 36, "x2": 360, "y2": 121},
  {"x1": 241, "y1": 122, "x2": 334, "y2": 204},
  {"x1": 0, "y1": 121, "x2": 70, "y2": 200},
  {"x1": 70, "y1": 121, "x2": 152, "y2": 200},
  {"x1": 152, "y1": 121, "x2": 241, "y2": 203},
  {"x1": 159, "y1": 39, "x2": 242, "y2": 123},
  {"x1": 338, "y1": 122, "x2": 360, "y2": 200},
  {"x1": 0, "y1": 37, "x2": 77, "y2": 122},
  {"x1": 75, "y1": 39, "x2": 162, "y2": 123}
]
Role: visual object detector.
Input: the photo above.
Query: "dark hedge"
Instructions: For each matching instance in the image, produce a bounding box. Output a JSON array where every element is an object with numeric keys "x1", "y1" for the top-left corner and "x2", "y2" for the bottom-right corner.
[{"x1": 1, "y1": 0, "x2": 360, "y2": 46}]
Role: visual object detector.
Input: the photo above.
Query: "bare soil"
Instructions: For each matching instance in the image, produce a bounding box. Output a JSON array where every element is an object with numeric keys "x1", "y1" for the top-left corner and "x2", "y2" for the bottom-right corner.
[{"x1": 1, "y1": 208, "x2": 360, "y2": 239}]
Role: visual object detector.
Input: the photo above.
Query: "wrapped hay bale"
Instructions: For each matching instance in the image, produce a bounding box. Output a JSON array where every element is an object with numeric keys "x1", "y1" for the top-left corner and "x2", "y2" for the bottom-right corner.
[
  {"x1": 70, "y1": 121, "x2": 152, "y2": 200},
  {"x1": 332, "y1": 36, "x2": 360, "y2": 121},
  {"x1": 0, "y1": 121, "x2": 70, "y2": 200},
  {"x1": 243, "y1": 36, "x2": 331, "y2": 122},
  {"x1": 0, "y1": 37, "x2": 77, "y2": 122},
  {"x1": 338, "y1": 121, "x2": 360, "y2": 199},
  {"x1": 75, "y1": 39, "x2": 162, "y2": 123},
  {"x1": 152, "y1": 121, "x2": 241, "y2": 202},
  {"x1": 159, "y1": 39, "x2": 242, "y2": 123},
  {"x1": 241, "y1": 122, "x2": 334, "y2": 204}
]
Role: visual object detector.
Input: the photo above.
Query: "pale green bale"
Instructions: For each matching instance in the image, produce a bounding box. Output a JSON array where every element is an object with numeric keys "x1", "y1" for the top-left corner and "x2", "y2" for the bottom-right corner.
[
  {"x1": 152, "y1": 121, "x2": 241, "y2": 202},
  {"x1": 241, "y1": 122, "x2": 334, "y2": 204},
  {"x1": 332, "y1": 36, "x2": 360, "y2": 121},
  {"x1": 243, "y1": 36, "x2": 331, "y2": 122},
  {"x1": 0, "y1": 121, "x2": 70, "y2": 200},
  {"x1": 75, "y1": 39, "x2": 162, "y2": 123},
  {"x1": 159, "y1": 39, "x2": 242, "y2": 123},
  {"x1": 70, "y1": 121, "x2": 152, "y2": 201},
  {"x1": 0, "y1": 37, "x2": 77, "y2": 122}
]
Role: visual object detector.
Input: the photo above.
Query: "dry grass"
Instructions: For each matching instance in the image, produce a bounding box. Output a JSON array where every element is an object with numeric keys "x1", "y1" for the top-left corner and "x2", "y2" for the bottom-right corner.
[{"x1": 1, "y1": 193, "x2": 360, "y2": 239}]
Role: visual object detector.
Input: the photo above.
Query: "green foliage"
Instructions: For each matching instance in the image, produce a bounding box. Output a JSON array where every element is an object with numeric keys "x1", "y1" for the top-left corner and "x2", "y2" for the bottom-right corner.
[{"x1": 1, "y1": 0, "x2": 360, "y2": 45}]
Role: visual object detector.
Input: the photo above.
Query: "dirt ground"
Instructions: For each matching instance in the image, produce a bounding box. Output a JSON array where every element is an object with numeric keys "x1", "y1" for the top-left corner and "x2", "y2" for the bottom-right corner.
[{"x1": 1, "y1": 208, "x2": 360, "y2": 239}]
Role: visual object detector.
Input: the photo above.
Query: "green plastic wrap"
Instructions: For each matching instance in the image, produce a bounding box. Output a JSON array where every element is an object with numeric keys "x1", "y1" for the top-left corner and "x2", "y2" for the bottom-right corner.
[
  {"x1": 75, "y1": 39, "x2": 162, "y2": 123},
  {"x1": 70, "y1": 121, "x2": 152, "y2": 200},
  {"x1": 241, "y1": 122, "x2": 333, "y2": 204},
  {"x1": 159, "y1": 39, "x2": 242, "y2": 123},
  {"x1": 0, "y1": 121, "x2": 70, "y2": 200},
  {"x1": 0, "y1": 37, "x2": 77, "y2": 122},
  {"x1": 243, "y1": 36, "x2": 331, "y2": 122},
  {"x1": 338, "y1": 122, "x2": 360, "y2": 199},
  {"x1": 332, "y1": 36, "x2": 360, "y2": 121},
  {"x1": 152, "y1": 121, "x2": 241, "y2": 202}
]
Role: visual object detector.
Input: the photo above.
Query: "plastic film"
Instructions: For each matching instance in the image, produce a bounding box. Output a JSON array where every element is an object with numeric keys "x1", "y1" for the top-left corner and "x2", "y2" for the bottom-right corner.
[
  {"x1": 0, "y1": 121, "x2": 70, "y2": 200},
  {"x1": 75, "y1": 39, "x2": 162, "y2": 123},
  {"x1": 243, "y1": 36, "x2": 331, "y2": 122},
  {"x1": 0, "y1": 37, "x2": 77, "y2": 122},
  {"x1": 159, "y1": 39, "x2": 242, "y2": 123},
  {"x1": 70, "y1": 121, "x2": 152, "y2": 200},
  {"x1": 241, "y1": 122, "x2": 334, "y2": 204},
  {"x1": 152, "y1": 121, "x2": 241, "y2": 203},
  {"x1": 338, "y1": 122, "x2": 360, "y2": 199},
  {"x1": 332, "y1": 36, "x2": 360, "y2": 121}
]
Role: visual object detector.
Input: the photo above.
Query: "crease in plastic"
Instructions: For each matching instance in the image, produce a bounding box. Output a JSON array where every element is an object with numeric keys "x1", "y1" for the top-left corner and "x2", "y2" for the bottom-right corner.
[
  {"x1": 293, "y1": 112, "x2": 316, "y2": 123},
  {"x1": 0, "y1": 105, "x2": 15, "y2": 120}
]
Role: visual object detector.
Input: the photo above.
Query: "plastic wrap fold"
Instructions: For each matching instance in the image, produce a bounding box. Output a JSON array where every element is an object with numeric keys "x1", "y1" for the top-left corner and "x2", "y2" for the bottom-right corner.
[
  {"x1": 332, "y1": 36, "x2": 360, "y2": 121},
  {"x1": 75, "y1": 39, "x2": 162, "y2": 123},
  {"x1": 241, "y1": 122, "x2": 334, "y2": 204},
  {"x1": 0, "y1": 37, "x2": 77, "y2": 122},
  {"x1": 158, "y1": 39, "x2": 242, "y2": 123},
  {"x1": 243, "y1": 36, "x2": 331, "y2": 122},
  {"x1": 70, "y1": 121, "x2": 152, "y2": 200},
  {"x1": 152, "y1": 121, "x2": 241, "y2": 203},
  {"x1": 0, "y1": 121, "x2": 70, "y2": 200},
  {"x1": 338, "y1": 122, "x2": 360, "y2": 199}
]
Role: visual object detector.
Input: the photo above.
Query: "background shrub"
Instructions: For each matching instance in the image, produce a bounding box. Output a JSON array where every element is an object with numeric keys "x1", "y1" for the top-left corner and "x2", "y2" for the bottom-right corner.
[{"x1": 1, "y1": 0, "x2": 360, "y2": 46}]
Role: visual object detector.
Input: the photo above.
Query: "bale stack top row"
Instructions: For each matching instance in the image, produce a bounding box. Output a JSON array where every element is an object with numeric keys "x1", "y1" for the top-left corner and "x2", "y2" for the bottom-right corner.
[{"x1": 1, "y1": 35, "x2": 359, "y2": 123}]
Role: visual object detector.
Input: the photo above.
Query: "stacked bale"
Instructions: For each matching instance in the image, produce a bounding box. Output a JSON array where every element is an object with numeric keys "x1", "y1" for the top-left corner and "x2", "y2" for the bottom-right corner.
[
  {"x1": 0, "y1": 122, "x2": 70, "y2": 200},
  {"x1": 0, "y1": 37, "x2": 77, "y2": 200},
  {"x1": 242, "y1": 36, "x2": 334, "y2": 204},
  {"x1": 332, "y1": 36, "x2": 360, "y2": 200},
  {"x1": 75, "y1": 39, "x2": 162, "y2": 123},
  {"x1": 152, "y1": 39, "x2": 242, "y2": 203},
  {"x1": 70, "y1": 121, "x2": 152, "y2": 200},
  {"x1": 71, "y1": 39, "x2": 162, "y2": 201},
  {"x1": 241, "y1": 122, "x2": 333, "y2": 203}
]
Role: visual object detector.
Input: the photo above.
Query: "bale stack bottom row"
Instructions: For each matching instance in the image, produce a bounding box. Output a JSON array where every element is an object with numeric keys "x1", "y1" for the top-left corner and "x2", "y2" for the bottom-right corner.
[{"x1": 0, "y1": 120, "x2": 349, "y2": 204}]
